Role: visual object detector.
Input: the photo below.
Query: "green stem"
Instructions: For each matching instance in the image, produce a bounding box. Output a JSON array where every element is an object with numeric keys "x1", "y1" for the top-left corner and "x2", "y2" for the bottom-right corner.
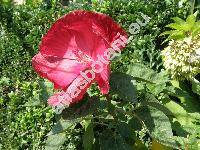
[
  {"x1": 105, "y1": 94, "x2": 117, "y2": 121},
  {"x1": 93, "y1": 122, "x2": 109, "y2": 126},
  {"x1": 191, "y1": 0, "x2": 196, "y2": 14}
]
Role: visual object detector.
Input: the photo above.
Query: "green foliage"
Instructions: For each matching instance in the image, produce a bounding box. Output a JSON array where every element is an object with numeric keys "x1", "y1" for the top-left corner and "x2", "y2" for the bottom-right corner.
[
  {"x1": 45, "y1": 133, "x2": 66, "y2": 150},
  {"x1": 110, "y1": 72, "x2": 137, "y2": 102},
  {"x1": 83, "y1": 120, "x2": 94, "y2": 150},
  {"x1": 135, "y1": 106, "x2": 176, "y2": 148},
  {"x1": 161, "y1": 12, "x2": 200, "y2": 42},
  {"x1": 127, "y1": 63, "x2": 169, "y2": 95},
  {"x1": 1, "y1": 0, "x2": 198, "y2": 150},
  {"x1": 0, "y1": 78, "x2": 55, "y2": 149},
  {"x1": 191, "y1": 78, "x2": 200, "y2": 95},
  {"x1": 46, "y1": 62, "x2": 199, "y2": 149},
  {"x1": 0, "y1": 2, "x2": 66, "y2": 149}
]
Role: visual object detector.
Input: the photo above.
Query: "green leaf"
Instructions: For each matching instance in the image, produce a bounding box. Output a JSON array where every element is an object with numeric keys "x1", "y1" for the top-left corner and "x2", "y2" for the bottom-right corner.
[
  {"x1": 165, "y1": 80, "x2": 200, "y2": 134},
  {"x1": 167, "y1": 31, "x2": 185, "y2": 40},
  {"x1": 114, "y1": 135, "x2": 133, "y2": 150},
  {"x1": 116, "y1": 122, "x2": 145, "y2": 149},
  {"x1": 110, "y1": 72, "x2": 137, "y2": 102},
  {"x1": 173, "y1": 136, "x2": 200, "y2": 150},
  {"x1": 45, "y1": 133, "x2": 66, "y2": 150},
  {"x1": 135, "y1": 106, "x2": 177, "y2": 148},
  {"x1": 166, "y1": 23, "x2": 181, "y2": 30},
  {"x1": 163, "y1": 98, "x2": 200, "y2": 135},
  {"x1": 62, "y1": 96, "x2": 99, "y2": 120},
  {"x1": 192, "y1": 21, "x2": 200, "y2": 36},
  {"x1": 159, "y1": 30, "x2": 175, "y2": 36},
  {"x1": 161, "y1": 13, "x2": 199, "y2": 41},
  {"x1": 128, "y1": 117, "x2": 142, "y2": 131},
  {"x1": 47, "y1": 119, "x2": 79, "y2": 136},
  {"x1": 94, "y1": 129, "x2": 132, "y2": 150},
  {"x1": 179, "y1": 23, "x2": 193, "y2": 31},
  {"x1": 191, "y1": 78, "x2": 200, "y2": 95},
  {"x1": 170, "y1": 80, "x2": 200, "y2": 110},
  {"x1": 172, "y1": 17, "x2": 185, "y2": 25},
  {"x1": 161, "y1": 30, "x2": 185, "y2": 42},
  {"x1": 24, "y1": 96, "x2": 42, "y2": 106},
  {"x1": 45, "y1": 118, "x2": 80, "y2": 150},
  {"x1": 83, "y1": 120, "x2": 94, "y2": 150},
  {"x1": 127, "y1": 63, "x2": 157, "y2": 83},
  {"x1": 127, "y1": 63, "x2": 169, "y2": 94},
  {"x1": 116, "y1": 122, "x2": 133, "y2": 139},
  {"x1": 186, "y1": 14, "x2": 196, "y2": 27}
]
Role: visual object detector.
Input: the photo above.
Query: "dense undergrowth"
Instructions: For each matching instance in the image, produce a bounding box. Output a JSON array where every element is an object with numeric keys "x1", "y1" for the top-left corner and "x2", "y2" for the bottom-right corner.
[{"x1": 0, "y1": 0, "x2": 200, "y2": 149}]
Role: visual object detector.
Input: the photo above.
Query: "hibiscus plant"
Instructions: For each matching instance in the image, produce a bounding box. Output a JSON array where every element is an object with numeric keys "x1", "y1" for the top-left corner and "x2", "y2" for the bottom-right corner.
[{"x1": 31, "y1": 9, "x2": 200, "y2": 150}]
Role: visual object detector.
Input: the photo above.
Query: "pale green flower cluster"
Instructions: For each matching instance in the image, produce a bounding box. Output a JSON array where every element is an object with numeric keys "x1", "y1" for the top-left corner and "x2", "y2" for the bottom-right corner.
[{"x1": 162, "y1": 36, "x2": 200, "y2": 80}]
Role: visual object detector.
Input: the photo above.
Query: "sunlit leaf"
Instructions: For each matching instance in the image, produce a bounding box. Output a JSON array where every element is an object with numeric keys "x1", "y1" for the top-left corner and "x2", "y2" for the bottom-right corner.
[
  {"x1": 45, "y1": 133, "x2": 66, "y2": 150},
  {"x1": 135, "y1": 106, "x2": 177, "y2": 148}
]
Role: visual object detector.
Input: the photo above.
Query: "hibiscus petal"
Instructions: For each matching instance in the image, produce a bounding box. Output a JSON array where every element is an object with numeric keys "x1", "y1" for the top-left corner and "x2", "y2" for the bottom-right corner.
[
  {"x1": 32, "y1": 52, "x2": 88, "y2": 89},
  {"x1": 40, "y1": 24, "x2": 78, "y2": 59},
  {"x1": 48, "y1": 92, "x2": 63, "y2": 106},
  {"x1": 40, "y1": 10, "x2": 127, "y2": 60},
  {"x1": 95, "y1": 65, "x2": 110, "y2": 94},
  {"x1": 48, "y1": 74, "x2": 93, "y2": 107}
]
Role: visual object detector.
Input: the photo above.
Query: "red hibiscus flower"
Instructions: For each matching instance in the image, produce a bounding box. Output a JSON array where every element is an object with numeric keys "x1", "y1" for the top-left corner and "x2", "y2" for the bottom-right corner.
[{"x1": 32, "y1": 10, "x2": 127, "y2": 108}]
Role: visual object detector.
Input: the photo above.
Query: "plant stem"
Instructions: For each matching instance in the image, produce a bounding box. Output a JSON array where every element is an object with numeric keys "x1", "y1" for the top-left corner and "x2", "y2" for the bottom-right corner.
[
  {"x1": 191, "y1": 0, "x2": 196, "y2": 14},
  {"x1": 93, "y1": 122, "x2": 109, "y2": 126},
  {"x1": 105, "y1": 94, "x2": 117, "y2": 121}
]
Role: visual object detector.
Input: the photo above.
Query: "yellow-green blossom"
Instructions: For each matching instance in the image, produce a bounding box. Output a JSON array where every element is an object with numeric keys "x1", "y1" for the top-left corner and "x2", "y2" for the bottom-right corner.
[{"x1": 162, "y1": 36, "x2": 200, "y2": 80}]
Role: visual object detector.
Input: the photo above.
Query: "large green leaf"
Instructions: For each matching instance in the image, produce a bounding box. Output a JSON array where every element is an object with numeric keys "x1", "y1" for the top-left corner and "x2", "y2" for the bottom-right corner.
[
  {"x1": 45, "y1": 133, "x2": 66, "y2": 150},
  {"x1": 45, "y1": 118, "x2": 80, "y2": 149},
  {"x1": 110, "y1": 72, "x2": 137, "y2": 102},
  {"x1": 116, "y1": 121, "x2": 147, "y2": 149},
  {"x1": 47, "y1": 119, "x2": 80, "y2": 136},
  {"x1": 94, "y1": 129, "x2": 132, "y2": 150},
  {"x1": 127, "y1": 63, "x2": 169, "y2": 95},
  {"x1": 135, "y1": 106, "x2": 177, "y2": 148},
  {"x1": 127, "y1": 63, "x2": 157, "y2": 82},
  {"x1": 163, "y1": 98, "x2": 200, "y2": 134},
  {"x1": 62, "y1": 96, "x2": 99, "y2": 120},
  {"x1": 116, "y1": 122, "x2": 135, "y2": 139}
]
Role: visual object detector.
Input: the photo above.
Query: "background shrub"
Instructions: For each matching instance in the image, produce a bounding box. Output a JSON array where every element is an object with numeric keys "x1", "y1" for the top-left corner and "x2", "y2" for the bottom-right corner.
[{"x1": 0, "y1": 0, "x2": 192, "y2": 149}]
